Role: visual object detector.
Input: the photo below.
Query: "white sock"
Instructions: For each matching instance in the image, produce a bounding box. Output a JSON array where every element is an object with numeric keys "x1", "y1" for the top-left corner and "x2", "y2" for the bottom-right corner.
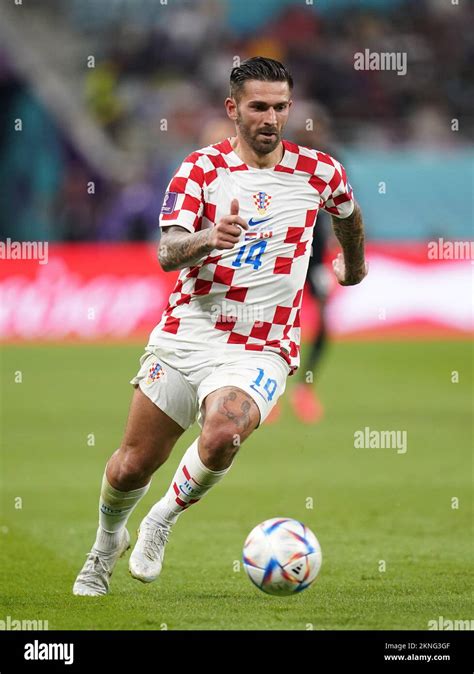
[
  {"x1": 94, "y1": 467, "x2": 151, "y2": 552},
  {"x1": 147, "y1": 438, "x2": 231, "y2": 527}
]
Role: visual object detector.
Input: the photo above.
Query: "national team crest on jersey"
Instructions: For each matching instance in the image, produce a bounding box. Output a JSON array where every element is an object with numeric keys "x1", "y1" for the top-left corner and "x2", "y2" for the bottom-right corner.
[
  {"x1": 253, "y1": 191, "x2": 272, "y2": 215},
  {"x1": 146, "y1": 361, "x2": 165, "y2": 384}
]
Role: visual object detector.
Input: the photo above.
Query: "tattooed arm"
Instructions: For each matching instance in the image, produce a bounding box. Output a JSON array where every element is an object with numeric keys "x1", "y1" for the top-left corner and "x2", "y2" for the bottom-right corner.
[
  {"x1": 158, "y1": 226, "x2": 213, "y2": 271},
  {"x1": 158, "y1": 198, "x2": 248, "y2": 272},
  {"x1": 331, "y1": 202, "x2": 368, "y2": 286}
]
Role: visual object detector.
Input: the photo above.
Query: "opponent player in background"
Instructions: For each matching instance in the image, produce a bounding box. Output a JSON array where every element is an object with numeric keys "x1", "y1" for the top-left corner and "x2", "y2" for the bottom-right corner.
[
  {"x1": 264, "y1": 213, "x2": 331, "y2": 425},
  {"x1": 290, "y1": 211, "x2": 332, "y2": 422},
  {"x1": 73, "y1": 56, "x2": 367, "y2": 596}
]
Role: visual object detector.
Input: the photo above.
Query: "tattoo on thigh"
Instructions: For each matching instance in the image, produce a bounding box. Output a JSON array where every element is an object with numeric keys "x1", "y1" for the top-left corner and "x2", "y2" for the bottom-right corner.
[{"x1": 217, "y1": 389, "x2": 252, "y2": 430}]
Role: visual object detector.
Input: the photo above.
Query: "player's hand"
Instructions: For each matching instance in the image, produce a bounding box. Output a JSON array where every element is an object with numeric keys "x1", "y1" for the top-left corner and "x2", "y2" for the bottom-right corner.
[
  {"x1": 332, "y1": 252, "x2": 368, "y2": 286},
  {"x1": 207, "y1": 199, "x2": 248, "y2": 250}
]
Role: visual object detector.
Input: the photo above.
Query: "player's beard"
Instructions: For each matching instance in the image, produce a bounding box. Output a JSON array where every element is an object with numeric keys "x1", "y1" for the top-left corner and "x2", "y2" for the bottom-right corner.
[{"x1": 236, "y1": 111, "x2": 282, "y2": 156}]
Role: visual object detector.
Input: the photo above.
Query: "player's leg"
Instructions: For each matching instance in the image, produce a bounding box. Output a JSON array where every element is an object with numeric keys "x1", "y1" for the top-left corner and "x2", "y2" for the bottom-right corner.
[
  {"x1": 129, "y1": 353, "x2": 288, "y2": 584},
  {"x1": 129, "y1": 386, "x2": 260, "y2": 582},
  {"x1": 106, "y1": 386, "x2": 184, "y2": 491},
  {"x1": 305, "y1": 296, "x2": 328, "y2": 374},
  {"x1": 94, "y1": 386, "x2": 184, "y2": 547},
  {"x1": 291, "y1": 297, "x2": 326, "y2": 424},
  {"x1": 73, "y1": 362, "x2": 189, "y2": 596}
]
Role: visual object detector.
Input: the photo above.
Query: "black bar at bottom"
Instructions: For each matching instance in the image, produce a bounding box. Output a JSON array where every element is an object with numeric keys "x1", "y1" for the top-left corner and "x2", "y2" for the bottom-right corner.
[{"x1": 0, "y1": 630, "x2": 471, "y2": 672}]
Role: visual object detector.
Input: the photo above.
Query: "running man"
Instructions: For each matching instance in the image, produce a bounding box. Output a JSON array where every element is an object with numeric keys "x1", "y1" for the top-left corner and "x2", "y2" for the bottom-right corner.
[{"x1": 73, "y1": 56, "x2": 367, "y2": 596}]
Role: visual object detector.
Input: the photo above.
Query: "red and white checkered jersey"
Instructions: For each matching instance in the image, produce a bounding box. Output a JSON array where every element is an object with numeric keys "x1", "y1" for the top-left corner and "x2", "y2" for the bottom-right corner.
[{"x1": 150, "y1": 138, "x2": 354, "y2": 374}]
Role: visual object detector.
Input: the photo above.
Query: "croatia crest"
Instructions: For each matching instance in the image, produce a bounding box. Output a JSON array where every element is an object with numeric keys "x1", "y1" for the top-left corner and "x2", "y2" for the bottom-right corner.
[
  {"x1": 146, "y1": 361, "x2": 165, "y2": 384},
  {"x1": 253, "y1": 191, "x2": 272, "y2": 215}
]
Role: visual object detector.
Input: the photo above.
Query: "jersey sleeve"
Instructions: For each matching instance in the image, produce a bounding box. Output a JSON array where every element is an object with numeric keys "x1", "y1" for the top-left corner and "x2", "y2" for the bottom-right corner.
[
  {"x1": 317, "y1": 155, "x2": 355, "y2": 219},
  {"x1": 159, "y1": 152, "x2": 205, "y2": 233}
]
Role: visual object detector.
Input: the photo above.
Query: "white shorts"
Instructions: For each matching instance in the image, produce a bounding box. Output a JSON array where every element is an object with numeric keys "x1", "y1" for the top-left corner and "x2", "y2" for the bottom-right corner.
[{"x1": 130, "y1": 344, "x2": 290, "y2": 430}]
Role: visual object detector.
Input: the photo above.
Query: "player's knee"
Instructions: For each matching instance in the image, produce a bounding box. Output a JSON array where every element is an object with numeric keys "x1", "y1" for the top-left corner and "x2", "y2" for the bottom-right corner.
[
  {"x1": 199, "y1": 422, "x2": 242, "y2": 469},
  {"x1": 112, "y1": 444, "x2": 156, "y2": 488}
]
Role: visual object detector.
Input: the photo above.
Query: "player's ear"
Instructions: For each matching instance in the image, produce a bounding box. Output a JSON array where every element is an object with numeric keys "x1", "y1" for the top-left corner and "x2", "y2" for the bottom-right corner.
[{"x1": 225, "y1": 97, "x2": 238, "y2": 122}]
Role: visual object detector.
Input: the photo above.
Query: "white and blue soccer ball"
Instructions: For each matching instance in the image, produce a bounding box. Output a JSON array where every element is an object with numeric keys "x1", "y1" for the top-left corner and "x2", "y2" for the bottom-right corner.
[{"x1": 243, "y1": 518, "x2": 322, "y2": 596}]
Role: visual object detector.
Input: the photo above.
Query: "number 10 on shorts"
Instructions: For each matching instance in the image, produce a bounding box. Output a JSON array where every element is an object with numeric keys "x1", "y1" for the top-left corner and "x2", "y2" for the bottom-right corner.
[{"x1": 251, "y1": 368, "x2": 277, "y2": 402}]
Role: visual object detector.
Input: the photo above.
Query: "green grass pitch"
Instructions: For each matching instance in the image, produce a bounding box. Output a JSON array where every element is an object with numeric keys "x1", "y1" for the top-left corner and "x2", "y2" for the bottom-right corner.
[{"x1": 0, "y1": 341, "x2": 472, "y2": 630}]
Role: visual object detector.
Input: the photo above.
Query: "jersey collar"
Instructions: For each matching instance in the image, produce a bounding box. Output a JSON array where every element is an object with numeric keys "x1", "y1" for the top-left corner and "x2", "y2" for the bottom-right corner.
[{"x1": 221, "y1": 137, "x2": 292, "y2": 171}]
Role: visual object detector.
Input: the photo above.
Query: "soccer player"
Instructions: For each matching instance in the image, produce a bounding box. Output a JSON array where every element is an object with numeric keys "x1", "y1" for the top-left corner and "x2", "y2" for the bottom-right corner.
[{"x1": 73, "y1": 56, "x2": 368, "y2": 596}]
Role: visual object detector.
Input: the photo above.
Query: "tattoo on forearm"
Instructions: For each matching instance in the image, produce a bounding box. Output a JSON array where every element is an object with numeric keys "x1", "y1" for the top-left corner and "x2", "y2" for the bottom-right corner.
[
  {"x1": 217, "y1": 389, "x2": 252, "y2": 431},
  {"x1": 159, "y1": 228, "x2": 211, "y2": 271},
  {"x1": 331, "y1": 204, "x2": 366, "y2": 276}
]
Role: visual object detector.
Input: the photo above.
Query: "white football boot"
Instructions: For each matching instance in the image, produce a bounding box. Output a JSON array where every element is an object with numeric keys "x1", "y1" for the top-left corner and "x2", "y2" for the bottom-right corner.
[
  {"x1": 129, "y1": 516, "x2": 171, "y2": 583},
  {"x1": 73, "y1": 528, "x2": 130, "y2": 596}
]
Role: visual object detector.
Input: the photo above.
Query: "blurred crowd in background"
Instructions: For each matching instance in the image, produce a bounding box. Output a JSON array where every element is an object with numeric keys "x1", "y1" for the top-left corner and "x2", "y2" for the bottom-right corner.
[{"x1": 0, "y1": 0, "x2": 472, "y2": 242}]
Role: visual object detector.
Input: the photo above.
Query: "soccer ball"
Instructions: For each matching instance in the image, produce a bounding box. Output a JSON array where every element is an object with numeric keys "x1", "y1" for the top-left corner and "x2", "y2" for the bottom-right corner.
[{"x1": 242, "y1": 518, "x2": 322, "y2": 596}]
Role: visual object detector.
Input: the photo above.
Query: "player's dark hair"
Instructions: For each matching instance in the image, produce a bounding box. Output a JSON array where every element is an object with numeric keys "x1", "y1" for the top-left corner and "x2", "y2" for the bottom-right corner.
[{"x1": 230, "y1": 56, "x2": 293, "y2": 100}]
